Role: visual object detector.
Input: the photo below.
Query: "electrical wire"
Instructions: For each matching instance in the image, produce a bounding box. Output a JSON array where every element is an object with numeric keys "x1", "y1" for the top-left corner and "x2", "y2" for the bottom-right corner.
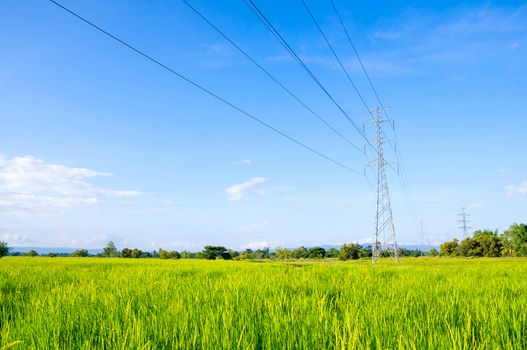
[
  {"x1": 181, "y1": 0, "x2": 362, "y2": 153},
  {"x1": 47, "y1": 0, "x2": 364, "y2": 176},
  {"x1": 243, "y1": 0, "x2": 377, "y2": 153}
]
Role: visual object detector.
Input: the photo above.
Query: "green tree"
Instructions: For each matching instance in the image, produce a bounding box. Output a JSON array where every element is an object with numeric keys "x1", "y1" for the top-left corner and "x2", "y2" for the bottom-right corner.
[
  {"x1": 440, "y1": 239, "x2": 458, "y2": 256},
  {"x1": 291, "y1": 246, "x2": 308, "y2": 259},
  {"x1": 0, "y1": 241, "x2": 9, "y2": 258},
  {"x1": 360, "y1": 246, "x2": 372, "y2": 258},
  {"x1": 338, "y1": 243, "x2": 361, "y2": 260},
  {"x1": 502, "y1": 223, "x2": 527, "y2": 257},
  {"x1": 159, "y1": 249, "x2": 180, "y2": 259},
  {"x1": 72, "y1": 249, "x2": 88, "y2": 257},
  {"x1": 27, "y1": 249, "x2": 38, "y2": 257},
  {"x1": 180, "y1": 250, "x2": 192, "y2": 259},
  {"x1": 429, "y1": 248, "x2": 439, "y2": 257},
  {"x1": 237, "y1": 251, "x2": 250, "y2": 260},
  {"x1": 121, "y1": 248, "x2": 132, "y2": 258},
  {"x1": 473, "y1": 229, "x2": 498, "y2": 237},
  {"x1": 326, "y1": 247, "x2": 339, "y2": 258},
  {"x1": 473, "y1": 234, "x2": 502, "y2": 257},
  {"x1": 307, "y1": 247, "x2": 326, "y2": 259},
  {"x1": 253, "y1": 247, "x2": 270, "y2": 259},
  {"x1": 168, "y1": 250, "x2": 181, "y2": 259},
  {"x1": 456, "y1": 238, "x2": 475, "y2": 256},
  {"x1": 227, "y1": 249, "x2": 239, "y2": 259},
  {"x1": 159, "y1": 249, "x2": 169, "y2": 259},
  {"x1": 275, "y1": 247, "x2": 291, "y2": 260},
  {"x1": 102, "y1": 241, "x2": 118, "y2": 257},
  {"x1": 202, "y1": 246, "x2": 228, "y2": 260},
  {"x1": 131, "y1": 248, "x2": 142, "y2": 258}
]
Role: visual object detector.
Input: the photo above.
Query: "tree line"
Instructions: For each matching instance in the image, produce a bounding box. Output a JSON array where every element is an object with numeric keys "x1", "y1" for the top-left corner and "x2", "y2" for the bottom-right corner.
[
  {"x1": 0, "y1": 241, "x2": 425, "y2": 260},
  {"x1": 1, "y1": 222, "x2": 525, "y2": 260},
  {"x1": 440, "y1": 223, "x2": 527, "y2": 257}
]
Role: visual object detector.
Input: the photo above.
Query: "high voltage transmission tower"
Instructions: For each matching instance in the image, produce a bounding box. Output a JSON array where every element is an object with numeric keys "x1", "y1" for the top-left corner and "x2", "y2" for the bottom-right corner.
[
  {"x1": 369, "y1": 107, "x2": 399, "y2": 263},
  {"x1": 458, "y1": 207, "x2": 471, "y2": 238},
  {"x1": 419, "y1": 220, "x2": 426, "y2": 256}
]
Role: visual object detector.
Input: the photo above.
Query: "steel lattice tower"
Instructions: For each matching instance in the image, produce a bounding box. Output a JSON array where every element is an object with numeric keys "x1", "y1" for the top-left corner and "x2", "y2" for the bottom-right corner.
[
  {"x1": 458, "y1": 207, "x2": 471, "y2": 238},
  {"x1": 370, "y1": 107, "x2": 399, "y2": 263}
]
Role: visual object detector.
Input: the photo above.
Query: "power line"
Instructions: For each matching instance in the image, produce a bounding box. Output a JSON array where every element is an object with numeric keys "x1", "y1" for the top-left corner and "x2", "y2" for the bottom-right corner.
[
  {"x1": 243, "y1": 0, "x2": 376, "y2": 153},
  {"x1": 328, "y1": 0, "x2": 418, "y2": 233},
  {"x1": 181, "y1": 0, "x2": 362, "y2": 153},
  {"x1": 300, "y1": 0, "x2": 371, "y2": 116},
  {"x1": 300, "y1": 1, "x2": 417, "y2": 227},
  {"x1": 47, "y1": 0, "x2": 364, "y2": 176},
  {"x1": 328, "y1": 0, "x2": 386, "y2": 111}
]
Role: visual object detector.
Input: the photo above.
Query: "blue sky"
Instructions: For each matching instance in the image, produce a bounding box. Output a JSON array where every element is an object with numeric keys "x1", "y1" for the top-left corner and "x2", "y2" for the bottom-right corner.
[{"x1": 1, "y1": 0, "x2": 526, "y2": 250}]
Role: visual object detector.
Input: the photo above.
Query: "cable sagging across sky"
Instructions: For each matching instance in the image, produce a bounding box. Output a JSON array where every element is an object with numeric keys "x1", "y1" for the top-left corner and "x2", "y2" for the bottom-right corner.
[{"x1": 47, "y1": 0, "x2": 364, "y2": 176}]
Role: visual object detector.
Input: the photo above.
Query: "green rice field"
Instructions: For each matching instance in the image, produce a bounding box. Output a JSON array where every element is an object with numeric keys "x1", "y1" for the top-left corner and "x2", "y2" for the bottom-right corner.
[{"x1": 1, "y1": 257, "x2": 526, "y2": 349}]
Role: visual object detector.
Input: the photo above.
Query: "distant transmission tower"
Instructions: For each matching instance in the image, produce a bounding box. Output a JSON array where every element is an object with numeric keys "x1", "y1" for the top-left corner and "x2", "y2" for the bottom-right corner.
[
  {"x1": 458, "y1": 207, "x2": 471, "y2": 238},
  {"x1": 370, "y1": 107, "x2": 399, "y2": 263},
  {"x1": 419, "y1": 220, "x2": 425, "y2": 256}
]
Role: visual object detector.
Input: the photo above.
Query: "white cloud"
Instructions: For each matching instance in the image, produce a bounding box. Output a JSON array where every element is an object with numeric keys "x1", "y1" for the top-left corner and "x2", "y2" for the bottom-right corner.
[
  {"x1": 233, "y1": 159, "x2": 252, "y2": 165},
  {"x1": 242, "y1": 241, "x2": 271, "y2": 250},
  {"x1": 506, "y1": 181, "x2": 527, "y2": 196},
  {"x1": 0, "y1": 153, "x2": 141, "y2": 214},
  {"x1": 226, "y1": 177, "x2": 268, "y2": 201},
  {"x1": 367, "y1": 5, "x2": 527, "y2": 76},
  {"x1": 1, "y1": 232, "x2": 29, "y2": 243}
]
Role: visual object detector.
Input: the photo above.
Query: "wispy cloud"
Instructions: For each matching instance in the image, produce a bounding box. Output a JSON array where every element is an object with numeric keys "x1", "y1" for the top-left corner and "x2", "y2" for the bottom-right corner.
[
  {"x1": 233, "y1": 159, "x2": 252, "y2": 165},
  {"x1": 370, "y1": 4, "x2": 527, "y2": 70},
  {"x1": 276, "y1": 4, "x2": 527, "y2": 79},
  {"x1": 225, "y1": 177, "x2": 268, "y2": 201},
  {"x1": 194, "y1": 42, "x2": 246, "y2": 68},
  {"x1": 0, "y1": 153, "x2": 141, "y2": 215},
  {"x1": 505, "y1": 181, "x2": 527, "y2": 196}
]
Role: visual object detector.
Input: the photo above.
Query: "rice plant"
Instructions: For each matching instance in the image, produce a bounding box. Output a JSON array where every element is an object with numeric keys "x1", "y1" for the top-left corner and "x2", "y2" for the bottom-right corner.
[{"x1": 1, "y1": 257, "x2": 526, "y2": 349}]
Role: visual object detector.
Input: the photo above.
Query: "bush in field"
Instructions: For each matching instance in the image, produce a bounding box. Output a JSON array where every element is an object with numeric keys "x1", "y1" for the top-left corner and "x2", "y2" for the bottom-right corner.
[{"x1": 0, "y1": 241, "x2": 8, "y2": 258}]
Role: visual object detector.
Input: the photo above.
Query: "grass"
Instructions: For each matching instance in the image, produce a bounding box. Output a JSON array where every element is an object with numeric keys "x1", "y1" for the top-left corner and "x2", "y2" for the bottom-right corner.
[{"x1": 1, "y1": 257, "x2": 526, "y2": 349}]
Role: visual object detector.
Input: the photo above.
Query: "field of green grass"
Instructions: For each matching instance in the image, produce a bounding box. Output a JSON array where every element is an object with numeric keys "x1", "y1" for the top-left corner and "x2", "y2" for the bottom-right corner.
[{"x1": 1, "y1": 257, "x2": 526, "y2": 349}]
